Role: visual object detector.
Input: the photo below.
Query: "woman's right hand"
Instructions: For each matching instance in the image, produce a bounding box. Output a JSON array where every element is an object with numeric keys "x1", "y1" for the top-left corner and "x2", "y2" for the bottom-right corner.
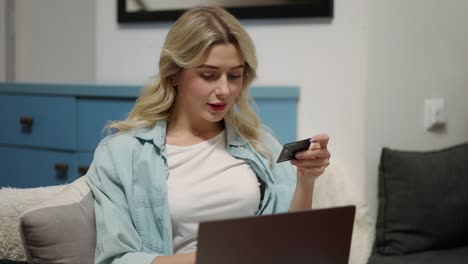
[{"x1": 153, "y1": 251, "x2": 196, "y2": 264}]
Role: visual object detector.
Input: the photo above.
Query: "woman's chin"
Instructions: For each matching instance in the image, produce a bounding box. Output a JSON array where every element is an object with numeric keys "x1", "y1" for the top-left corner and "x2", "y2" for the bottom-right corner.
[{"x1": 203, "y1": 112, "x2": 225, "y2": 123}]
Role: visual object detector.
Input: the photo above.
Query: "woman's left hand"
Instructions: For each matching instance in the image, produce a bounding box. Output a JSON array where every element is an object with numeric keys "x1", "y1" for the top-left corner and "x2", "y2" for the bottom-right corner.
[{"x1": 290, "y1": 134, "x2": 331, "y2": 183}]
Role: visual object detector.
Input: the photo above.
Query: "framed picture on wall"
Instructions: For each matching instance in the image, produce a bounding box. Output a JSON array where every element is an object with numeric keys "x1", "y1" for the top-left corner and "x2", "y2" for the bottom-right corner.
[{"x1": 117, "y1": 0, "x2": 333, "y2": 23}]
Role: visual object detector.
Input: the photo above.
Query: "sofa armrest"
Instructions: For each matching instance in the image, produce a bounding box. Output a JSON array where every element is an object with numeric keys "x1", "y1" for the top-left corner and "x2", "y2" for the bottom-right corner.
[
  {"x1": 0, "y1": 184, "x2": 65, "y2": 261},
  {"x1": 313, "y1": 163, "x2": 375, "y2": 264}
]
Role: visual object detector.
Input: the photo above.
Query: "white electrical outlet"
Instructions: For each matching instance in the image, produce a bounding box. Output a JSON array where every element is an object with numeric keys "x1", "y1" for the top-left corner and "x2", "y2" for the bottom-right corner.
[{"x1": 424, "y1": 98, "x2": 446, "y2": 131}]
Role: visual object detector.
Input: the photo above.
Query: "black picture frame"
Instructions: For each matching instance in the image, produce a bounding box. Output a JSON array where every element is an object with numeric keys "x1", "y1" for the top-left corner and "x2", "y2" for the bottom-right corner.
[{"x1": 117, "y1": 0, "x2": 333, "y2": 23}]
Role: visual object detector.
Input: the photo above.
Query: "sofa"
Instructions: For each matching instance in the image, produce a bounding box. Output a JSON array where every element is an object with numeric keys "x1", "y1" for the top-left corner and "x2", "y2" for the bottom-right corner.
[
  {"x1": 1, "y1": 162, "x2": 375, "y2": 264},
  {"x1": 368, "y1": 142, "x2": 468, "y2": 263},
  {"x1": 4, "y1": 143, "x2": 464, "y2": 264}
]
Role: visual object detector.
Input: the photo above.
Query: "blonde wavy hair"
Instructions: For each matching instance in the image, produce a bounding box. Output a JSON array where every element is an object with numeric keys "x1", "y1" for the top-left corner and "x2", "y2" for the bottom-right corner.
[{"x1": 108, "y1": 6, "x2": 270, "y2": 159}]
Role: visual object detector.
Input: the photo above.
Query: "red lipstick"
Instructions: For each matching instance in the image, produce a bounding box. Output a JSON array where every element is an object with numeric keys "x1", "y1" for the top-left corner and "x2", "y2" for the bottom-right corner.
[{"x1": 208, "y1": 102, "x2": 227, "y2": 112}]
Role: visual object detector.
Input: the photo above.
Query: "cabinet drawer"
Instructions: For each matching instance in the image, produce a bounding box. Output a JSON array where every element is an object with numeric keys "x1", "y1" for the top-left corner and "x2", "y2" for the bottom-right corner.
[
  {"x1": 0, "y1": 146, "x2": 79, "y2": 188},
  {"x1": 0, "y1": 95, "x2": 77, "y2": 150},
  {"x1": 78, "y1": 98, "x2": 135, "y2": 151},
  {"x1": 255, "y1": 99, "x2": 297, "y2": 144},
  {"x1": 77, "y1": 152, "x2": 94, "y2": 177}
]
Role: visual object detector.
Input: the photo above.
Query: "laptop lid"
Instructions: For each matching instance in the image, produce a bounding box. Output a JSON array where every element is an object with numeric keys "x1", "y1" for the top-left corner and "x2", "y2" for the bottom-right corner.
[{"x1": 196, "y1": 205, "x2": 355, "y2": 264}]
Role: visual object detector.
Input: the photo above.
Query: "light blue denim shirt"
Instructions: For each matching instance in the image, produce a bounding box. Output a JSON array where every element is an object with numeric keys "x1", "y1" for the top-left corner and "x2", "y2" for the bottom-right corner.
[{"x1": 85, "y1": 120, "x2": 297, "y2": 264}]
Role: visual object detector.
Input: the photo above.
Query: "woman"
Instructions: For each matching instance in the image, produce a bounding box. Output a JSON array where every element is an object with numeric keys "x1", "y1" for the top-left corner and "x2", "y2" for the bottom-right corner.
[{"x1": 85, "y1": 6, "x2": 330, "y2": 264}]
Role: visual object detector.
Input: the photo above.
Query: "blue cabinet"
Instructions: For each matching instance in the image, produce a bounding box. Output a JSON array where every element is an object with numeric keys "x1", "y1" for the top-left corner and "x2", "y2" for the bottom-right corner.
[
  {"x1": 0, "y1": 95, "x2": 76, "y2": 150},
  {"x1": 77, "y1": 98, "x2": 135, "y2": 152},
  {"x1": 0, "y1": 83, "x2": 299, "y2": 188},
  {"x1": 0, "y1": 147, "x2": 78, "y2": 188},
  {"x1": 254, "y1": 98, "x2": 298, "y2": 143}
]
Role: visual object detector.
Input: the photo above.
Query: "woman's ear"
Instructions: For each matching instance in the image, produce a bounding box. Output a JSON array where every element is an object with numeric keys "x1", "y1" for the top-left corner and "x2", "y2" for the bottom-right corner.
[{"x1": 171, "y1": 75, "x2": 178, "y2": 87}]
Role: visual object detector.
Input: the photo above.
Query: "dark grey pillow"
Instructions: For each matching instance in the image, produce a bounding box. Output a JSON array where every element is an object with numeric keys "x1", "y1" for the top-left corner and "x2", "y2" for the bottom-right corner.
[{"x1": 374, "y1": 143, "x2": 468, "y2": 255}]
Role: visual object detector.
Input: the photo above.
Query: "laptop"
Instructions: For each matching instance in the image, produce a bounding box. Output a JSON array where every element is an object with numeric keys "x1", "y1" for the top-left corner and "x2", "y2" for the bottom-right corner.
[{"x1": 196, "y1": 205, "x2": 355, "y2": 264}]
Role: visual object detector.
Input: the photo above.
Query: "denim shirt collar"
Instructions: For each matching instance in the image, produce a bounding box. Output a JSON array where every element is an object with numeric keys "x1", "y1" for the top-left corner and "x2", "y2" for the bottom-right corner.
[{"x1": 130, "y1": 119, "x2": 247, "y2": 149}]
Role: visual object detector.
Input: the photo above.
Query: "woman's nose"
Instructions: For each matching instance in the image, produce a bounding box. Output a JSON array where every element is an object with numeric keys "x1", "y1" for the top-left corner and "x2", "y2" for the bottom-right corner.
[{"x1": 215, "y1": 74, "x2": 230, "y2": 96}]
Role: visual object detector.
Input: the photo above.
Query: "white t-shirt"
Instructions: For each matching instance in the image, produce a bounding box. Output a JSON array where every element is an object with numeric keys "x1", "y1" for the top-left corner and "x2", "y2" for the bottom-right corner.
[{"x1": 166, "y1": 130, "x2": 261, "y2": 254}]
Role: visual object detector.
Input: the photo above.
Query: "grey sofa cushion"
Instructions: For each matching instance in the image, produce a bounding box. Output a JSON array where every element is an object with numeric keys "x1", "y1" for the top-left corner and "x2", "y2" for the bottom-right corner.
[
  {"x1": 374, "y1": 143, "x2": 468, "y2": 255},
  {"x1": 19, "y1": 177, "x2": 96, "y2": 264},
  {"x1": 368, "y1": 245, "x2": 468, "y2": 264}
]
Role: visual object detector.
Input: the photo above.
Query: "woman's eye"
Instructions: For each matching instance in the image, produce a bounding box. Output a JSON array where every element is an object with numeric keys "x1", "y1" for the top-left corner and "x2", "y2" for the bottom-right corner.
[
  {"x1": 228, "y1": 74, "x2": 242, "y2": 79},
  {"x1": 200, "y1": 72, "x2": 241, "y2": 80},
  {"x1": 201, "y1": 74, "x2": 215, "y2": 80}
]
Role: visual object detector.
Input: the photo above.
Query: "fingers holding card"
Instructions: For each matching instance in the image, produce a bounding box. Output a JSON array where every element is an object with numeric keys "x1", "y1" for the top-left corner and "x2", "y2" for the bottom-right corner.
[
  {"x1": 276, "y1": 138, "x2": 312, "y2": 163},
  {"x1": 282, "y1": 134, "x2": 331, "y2": 180}
]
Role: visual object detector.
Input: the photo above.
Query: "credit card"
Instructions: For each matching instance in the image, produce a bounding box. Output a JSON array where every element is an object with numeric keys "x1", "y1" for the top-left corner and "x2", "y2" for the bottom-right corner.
[{"x1": 276, "y1": 138, "x2": 312, "y2": 163}]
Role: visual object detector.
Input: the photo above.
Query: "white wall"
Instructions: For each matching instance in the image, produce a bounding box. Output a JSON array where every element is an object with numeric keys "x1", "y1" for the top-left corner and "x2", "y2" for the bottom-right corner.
[
  {"x1": 0, "y1": 0, "x2": 6, "y2": 81},
  {"x1": 96, "y1": 0, "x2": 369, "y2": 199},
  {"x1": 14, "y1": 0, "x2": 96, "y2": 83},
  {"x1": 366, "y1": 0, "x2": 468, "y2": 218}
]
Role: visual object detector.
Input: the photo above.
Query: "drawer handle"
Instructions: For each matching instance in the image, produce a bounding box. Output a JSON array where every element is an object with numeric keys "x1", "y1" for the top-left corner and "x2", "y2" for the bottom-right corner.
[
  {"x1": 20, "y1": 116, "x2": 34, "y2": 125},
  {"x1": 54, "y1": 163, "x2": 69, "y2": 179},
  {"x1": 78, "y1": 166, "x2": 90, "y2": 176},
  {"x1": 20, "y1": 117, "x2": 34, "y2": 133}
]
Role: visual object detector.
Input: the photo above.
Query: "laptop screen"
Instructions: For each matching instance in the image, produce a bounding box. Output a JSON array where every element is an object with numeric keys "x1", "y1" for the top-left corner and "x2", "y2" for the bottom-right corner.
[{"x1": 196, "y1": 205, "x2": 355, "y2": 264}]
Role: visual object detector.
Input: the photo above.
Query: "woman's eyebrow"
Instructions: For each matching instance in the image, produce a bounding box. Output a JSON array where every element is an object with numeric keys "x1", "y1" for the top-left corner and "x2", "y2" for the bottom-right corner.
[{"x1": 196, "y1": 64, "x2": 244, "y2": 70}]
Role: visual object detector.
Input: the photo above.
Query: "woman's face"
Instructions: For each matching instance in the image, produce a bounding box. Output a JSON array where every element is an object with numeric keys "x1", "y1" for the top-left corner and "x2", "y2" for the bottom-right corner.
[{"x1": 173, "y1": 43, "x2": 245, "y2": 125}]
